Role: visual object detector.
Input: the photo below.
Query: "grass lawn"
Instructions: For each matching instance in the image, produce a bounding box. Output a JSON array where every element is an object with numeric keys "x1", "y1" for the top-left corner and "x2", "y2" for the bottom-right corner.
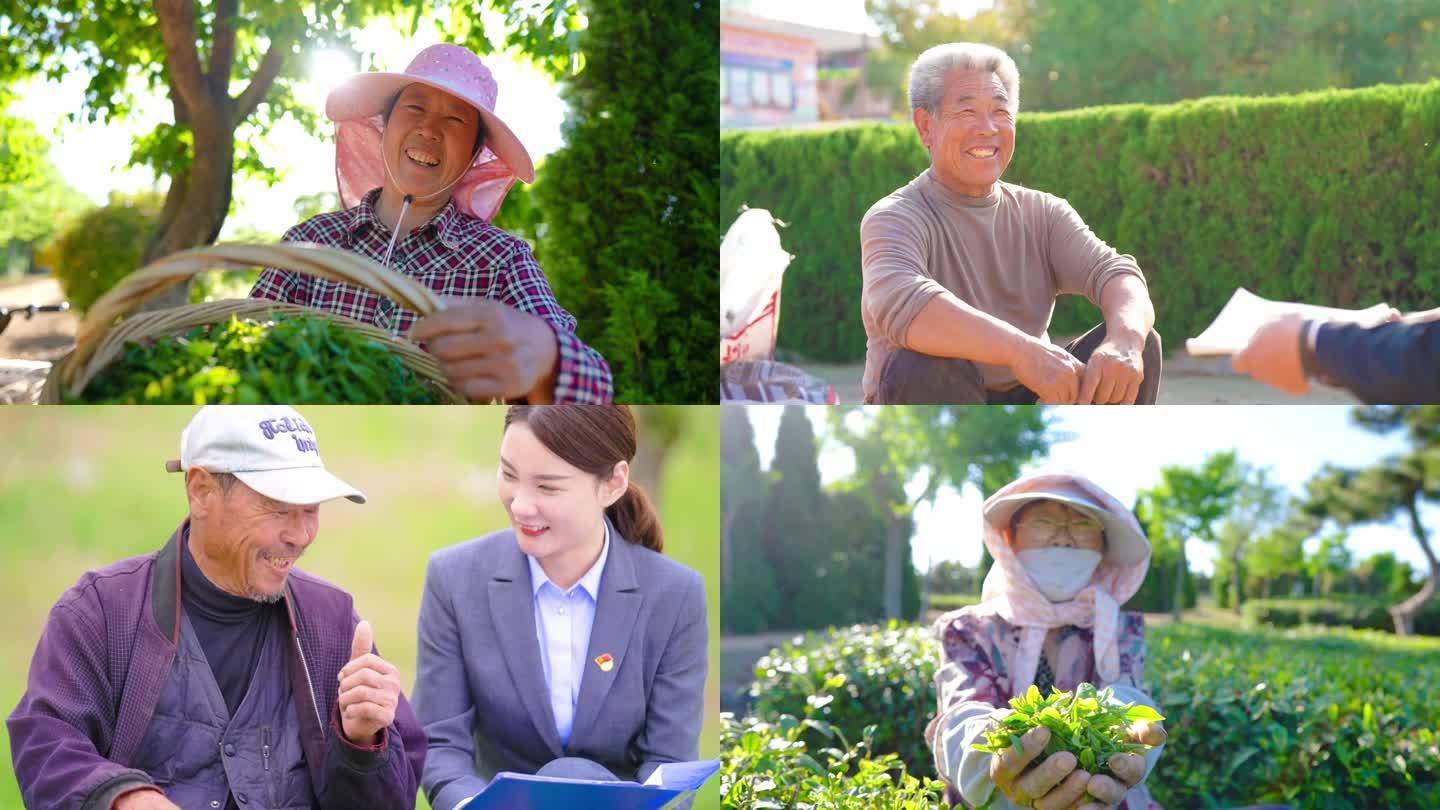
[{"x1": 0, "y1": 406, "x2": 720, "y2": 810}]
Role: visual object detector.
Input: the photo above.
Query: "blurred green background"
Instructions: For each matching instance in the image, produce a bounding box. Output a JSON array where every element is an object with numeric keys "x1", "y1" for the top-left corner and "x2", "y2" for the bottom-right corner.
[{"x1": 0, "y1": 406, "x2": 720, "y2": 810}]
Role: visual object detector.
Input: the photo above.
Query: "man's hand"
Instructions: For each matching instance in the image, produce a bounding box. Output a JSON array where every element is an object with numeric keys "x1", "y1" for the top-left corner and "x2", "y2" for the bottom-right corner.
[
  {"x1": 1232, "y1": 314, "x2": 1310, "y2": 395},
  {"x1": 337, "y1": 620, "x2": 402, "y2": 745},
  {"x1": 1079, "y1": 336, "x2": 1145, "y2": 405},
  {"x1": 113, "y1": 788, "x2": 182, "y2": 809},
  {"x1": 1010, "y1": 338, "x2": 1086, "y2": 404},
  {"x1": 987, "y1": 714, "x2": 1092, "y2": 809},
  {"x1": 412, "y1": 300, "x2": 559, "y2": 403},
  {"x1": 1075, "y1": 719, "x2": 1166, "y2": 809}
]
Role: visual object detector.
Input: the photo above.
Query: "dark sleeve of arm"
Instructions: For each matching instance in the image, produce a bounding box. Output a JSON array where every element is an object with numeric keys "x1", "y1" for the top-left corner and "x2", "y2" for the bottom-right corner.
[
  {"x1": 317, "y1": 615, "x2": 425, "y2": 810},
  {"x1": 497, "y1": 241, "x2": 614, "y2": 403},
  {"x1": 249, "y1": 224, "x2": 313, "y2": 305},
  {"x1": 6, "y1": 600, "x2": 156, "y2": 810},
  {"x1": 633, "y1": 569, "x2": 708, "y2": 784},
  {"x1": 1306, "y1": 320, "x2": 1440, "y2": 404}
]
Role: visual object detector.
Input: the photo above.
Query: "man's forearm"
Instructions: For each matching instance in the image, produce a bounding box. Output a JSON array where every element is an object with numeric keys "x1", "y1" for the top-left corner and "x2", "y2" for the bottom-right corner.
[
  {"x1": 1098, "y1": 275, "x2": 1154, "y2": 345},
  {"x1": 903, "y1": 292, "x2": 1035, "y2": 367}
]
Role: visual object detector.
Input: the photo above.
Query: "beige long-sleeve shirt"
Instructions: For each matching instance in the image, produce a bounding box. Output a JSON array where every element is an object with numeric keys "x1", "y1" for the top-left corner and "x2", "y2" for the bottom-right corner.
[{"x1": 859, "y1": 170, "x2": 1147, "y2": 399}]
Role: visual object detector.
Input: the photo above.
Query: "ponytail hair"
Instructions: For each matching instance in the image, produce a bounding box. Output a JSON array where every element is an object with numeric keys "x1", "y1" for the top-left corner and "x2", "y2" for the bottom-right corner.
[{"x1": 504, "y1": 405, "x2": 665, "y2": 552}]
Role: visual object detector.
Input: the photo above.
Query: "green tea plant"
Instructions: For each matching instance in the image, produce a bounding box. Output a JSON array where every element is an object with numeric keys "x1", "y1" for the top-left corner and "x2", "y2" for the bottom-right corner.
[
  {"x1": 721, "y1": 677, "x2": 945, "y2": 810},
  {"x1": 743, "y1": 619, "x2": 1440, "y2": 808},
  {"x1": 973, "y1": 683, "x2": 1165, "y2": 773},
  {"x1": 75, "y1": 314, "x2": 443, "y2": 404}
]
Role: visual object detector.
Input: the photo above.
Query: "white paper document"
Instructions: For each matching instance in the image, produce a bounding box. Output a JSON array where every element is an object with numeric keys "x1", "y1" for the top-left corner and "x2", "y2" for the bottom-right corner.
[{"x1": 1185, "y1": 287, "x2": 1394, "y2": 356}]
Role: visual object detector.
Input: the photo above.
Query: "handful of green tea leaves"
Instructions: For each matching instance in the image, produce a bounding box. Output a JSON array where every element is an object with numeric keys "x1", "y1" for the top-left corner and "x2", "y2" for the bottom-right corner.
[
  {"x1": 74, "y1": 313, "x2": 443, "y2": 404},
  {"x1": 973, "y1": 683, "x2": 1165, "y2": 775}
]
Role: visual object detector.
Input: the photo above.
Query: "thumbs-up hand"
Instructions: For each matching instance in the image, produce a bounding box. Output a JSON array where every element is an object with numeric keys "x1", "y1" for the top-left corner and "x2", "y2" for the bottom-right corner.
[{"x1": 337, "y1": 618, "x2": 402, "y2": 745}]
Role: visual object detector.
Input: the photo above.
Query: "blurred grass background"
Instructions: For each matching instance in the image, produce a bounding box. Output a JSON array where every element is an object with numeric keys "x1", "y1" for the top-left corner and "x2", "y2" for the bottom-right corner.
[{"x1": 0, "y1": 405, "x2": 720, "y2": 810}]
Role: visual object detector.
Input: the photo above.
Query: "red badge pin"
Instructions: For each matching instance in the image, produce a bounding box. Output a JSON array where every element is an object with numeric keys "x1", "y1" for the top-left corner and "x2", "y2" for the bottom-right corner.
[{"x1": 594, "y1": 653, "x2": 614, "y2": 672}]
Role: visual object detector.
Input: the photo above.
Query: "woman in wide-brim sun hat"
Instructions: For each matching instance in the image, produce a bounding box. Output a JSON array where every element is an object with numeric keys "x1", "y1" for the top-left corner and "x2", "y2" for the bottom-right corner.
[
  {"x1": 925, "y1": 472, "x2": 1168, "y2": 810},
  {"x1": 249, "y1": 43, "x2": 614, "y2": 404}
]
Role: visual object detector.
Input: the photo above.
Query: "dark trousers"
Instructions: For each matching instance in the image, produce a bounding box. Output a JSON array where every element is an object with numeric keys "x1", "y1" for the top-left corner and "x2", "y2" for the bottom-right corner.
[{"x1": 875, "y1": 322, "x2": 1163, "y2": 405}]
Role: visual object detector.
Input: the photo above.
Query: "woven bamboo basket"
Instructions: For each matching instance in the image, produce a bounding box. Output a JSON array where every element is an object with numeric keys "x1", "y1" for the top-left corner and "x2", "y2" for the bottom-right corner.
[{"x1": 40, "y1": 243, "x2": 466, "y2": 404}]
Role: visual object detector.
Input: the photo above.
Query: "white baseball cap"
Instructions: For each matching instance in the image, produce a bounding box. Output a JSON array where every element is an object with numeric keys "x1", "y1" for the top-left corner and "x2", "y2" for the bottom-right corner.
[
  {"x1": 166, "y1": 406, "x2": 366, "y2": 505},
  {"x1": 984, "y1": 480, "x2": 1148, "y2": 566}
]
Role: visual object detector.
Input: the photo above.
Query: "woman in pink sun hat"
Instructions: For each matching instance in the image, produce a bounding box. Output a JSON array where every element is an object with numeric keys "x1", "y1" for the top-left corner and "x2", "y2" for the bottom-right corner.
[
  {"x1": 927, "y1": 472, "x2": 1168, "y2": 810},
  {"x1": 250, "y1": 43, "x2": 612, "y2": 404}
]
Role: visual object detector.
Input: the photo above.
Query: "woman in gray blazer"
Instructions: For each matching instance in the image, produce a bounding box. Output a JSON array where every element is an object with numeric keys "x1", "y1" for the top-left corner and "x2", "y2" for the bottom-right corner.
[{"x1": 413, "y1": 405, "x2": 708, "y2": 810}]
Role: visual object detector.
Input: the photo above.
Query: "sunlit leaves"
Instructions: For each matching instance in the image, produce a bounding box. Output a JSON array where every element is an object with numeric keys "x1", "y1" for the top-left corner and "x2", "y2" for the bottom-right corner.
[
  {"x1": 971, "y1": 682, "x2": 1164, "y2": 778},
  {"x1": 75, "y1": 313, "x2": 443, "y2": 404}
]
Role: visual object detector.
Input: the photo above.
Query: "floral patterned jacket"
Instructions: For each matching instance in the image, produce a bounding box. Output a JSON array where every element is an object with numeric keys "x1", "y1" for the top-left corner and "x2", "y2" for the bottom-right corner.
[{"x1": 924, "y1": 609, "x2": 1163, "y2": 810}]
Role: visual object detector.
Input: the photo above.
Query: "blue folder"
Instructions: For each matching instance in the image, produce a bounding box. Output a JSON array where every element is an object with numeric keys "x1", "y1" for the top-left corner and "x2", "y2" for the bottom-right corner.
[{"x1": 457, "y1": 759, "x2": 720, "y2": 810}]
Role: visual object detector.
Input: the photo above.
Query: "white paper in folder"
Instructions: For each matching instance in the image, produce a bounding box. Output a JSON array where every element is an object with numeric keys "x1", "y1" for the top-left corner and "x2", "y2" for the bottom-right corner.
[{"x1": 1185, "y1": 288, "x2": 1395, "y2": 356}]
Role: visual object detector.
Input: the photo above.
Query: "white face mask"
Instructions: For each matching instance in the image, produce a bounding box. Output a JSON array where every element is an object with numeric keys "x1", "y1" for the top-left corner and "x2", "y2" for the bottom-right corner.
[{"x1": 1016, "y1": 547, "x2": 1103, "y2": 602}]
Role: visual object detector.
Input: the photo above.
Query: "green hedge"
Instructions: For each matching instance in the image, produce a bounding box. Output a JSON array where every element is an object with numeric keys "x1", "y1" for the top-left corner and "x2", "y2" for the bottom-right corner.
[
  {"x1": 927, "y1": 593, "x2": 980, "y2": 611},
  {"x1": 1244, "y1": 596, "x2": 1440, "y2": 635},
  {"x1": 721, "y1": 81, "x2": 1440, "y2": 363},
  {"x1": 743, "y1": 620, "x2": 1440, "y2": 808}
]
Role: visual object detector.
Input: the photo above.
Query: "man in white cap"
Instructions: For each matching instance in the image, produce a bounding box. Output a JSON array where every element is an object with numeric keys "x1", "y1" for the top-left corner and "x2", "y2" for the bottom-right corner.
[
  {"x1": 8, "y1": 406, "x2": 426, "y2": 810},
  {"x1": 250, "y1": 43, "x2": 613, "y2": 404}
]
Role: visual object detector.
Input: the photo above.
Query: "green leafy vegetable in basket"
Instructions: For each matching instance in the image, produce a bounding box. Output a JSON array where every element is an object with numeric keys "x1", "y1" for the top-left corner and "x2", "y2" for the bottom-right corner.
[
  {"x1": 973, "y1": 683, "x2": 1165, "y2": 808},
  {"x1": 74, "y1": 313, "x2": 443, "y2": 404}
]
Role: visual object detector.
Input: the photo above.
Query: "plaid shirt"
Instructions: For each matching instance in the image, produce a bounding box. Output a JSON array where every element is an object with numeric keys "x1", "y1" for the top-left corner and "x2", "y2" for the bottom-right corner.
[{"x1": 250, "y1": 188, "x2": 612, "y2": 403}]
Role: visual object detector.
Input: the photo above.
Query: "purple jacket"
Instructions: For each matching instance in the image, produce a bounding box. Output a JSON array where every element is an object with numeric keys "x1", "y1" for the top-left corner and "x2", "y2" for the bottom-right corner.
[{"x1": 7, "y1": 521, "x2": 426, "y2": 809}]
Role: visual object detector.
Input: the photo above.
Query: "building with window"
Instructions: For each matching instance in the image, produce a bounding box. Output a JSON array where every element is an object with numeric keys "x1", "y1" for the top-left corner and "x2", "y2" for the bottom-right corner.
[{"x1": 720, "y1": 6, "x2": 884, "y2": 129}]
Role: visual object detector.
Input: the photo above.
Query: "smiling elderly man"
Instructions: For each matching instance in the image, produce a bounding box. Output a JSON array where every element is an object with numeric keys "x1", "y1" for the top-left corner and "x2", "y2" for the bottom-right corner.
[
  {"x1": 7, "y1": 406, "x2": 425, "y2": 810},
  {"x1": 861, "y1": 42, "x2": 1162, "y2": 405}
]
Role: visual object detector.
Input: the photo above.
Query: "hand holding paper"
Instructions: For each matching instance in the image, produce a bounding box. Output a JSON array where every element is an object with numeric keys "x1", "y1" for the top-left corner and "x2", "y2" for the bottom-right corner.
[{"x1": 1186, "y1": 287, "x2": 1397, "y2": 356}]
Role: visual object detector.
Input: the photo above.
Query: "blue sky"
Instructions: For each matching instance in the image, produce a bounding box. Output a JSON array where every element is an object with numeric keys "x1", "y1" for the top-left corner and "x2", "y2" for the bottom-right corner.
[{"x1": 743, "y1": 405, "x2": 1431, "y2": 577}]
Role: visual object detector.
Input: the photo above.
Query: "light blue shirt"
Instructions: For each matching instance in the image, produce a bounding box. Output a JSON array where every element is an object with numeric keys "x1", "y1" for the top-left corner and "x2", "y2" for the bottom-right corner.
[{"x1": 527, "y1": 524, "x2": 610, "y2": 748}]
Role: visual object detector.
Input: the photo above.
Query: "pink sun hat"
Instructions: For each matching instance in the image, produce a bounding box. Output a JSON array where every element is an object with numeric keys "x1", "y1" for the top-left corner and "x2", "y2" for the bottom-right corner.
[{"x1": 325, "y1": 43, "x2": 536, "y2": 223}]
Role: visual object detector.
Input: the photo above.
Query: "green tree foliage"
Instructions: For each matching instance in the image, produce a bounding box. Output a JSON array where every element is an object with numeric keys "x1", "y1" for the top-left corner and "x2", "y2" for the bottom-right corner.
[
  {"x1": 721, "y1": 81, "x2": 1440, "y2": 363},
  {"x1": 48, "y1": 190, "x2": 163, "y2": 313},
  {"x1": 1304, "y1": 405, "x2": 1440, "y2": 634},
  {"x1": 532, "y1": 0, "x2": 718, "y2": 402},
  {"x1": 1209, "y1": 463, "x2": 1287, "y2": 612},
  {"x1": 827, "y1": 405, "x2": 1049, "y2": 620},
  {"x1": 0, "y1": 107, "x2": 91, "y2": 273},
  {"x1": 1134, "y1": 451, "x2": 1243, "y2": 620},
  {"x1": 720, "y1": 405, "x2": 762, "y2": 625},
  {"x1": 863, "y1": 0, "x2": 1440, "y2": 113},
  {"x1": 1129, "y1": 496, "x2": 1196, "y2": 613}
]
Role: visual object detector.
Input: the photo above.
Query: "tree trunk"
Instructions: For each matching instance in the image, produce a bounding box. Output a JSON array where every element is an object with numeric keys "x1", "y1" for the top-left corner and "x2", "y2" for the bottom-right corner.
[
  {"x1": 137, "y1": 0, "x2": 290, "y2": 312},
  {"x1": 1172, "y1": 543, "x2": 1186, "y2": 622},
  {"x1": 136, "y1": 127, "x2": 235, "y2": 311},
  {"x1": 1390, "y1": 494, "x2": 1439, "y2": 636},
  {"x1": 918, "y1": 555, "x2": 931, "y2": 621},
  {"x1": 883, "y1": 518, "x2": 902, "y2": 619},
  {"x1": 1231, "y1": 546, "x2": 1244, "y2": 614}
]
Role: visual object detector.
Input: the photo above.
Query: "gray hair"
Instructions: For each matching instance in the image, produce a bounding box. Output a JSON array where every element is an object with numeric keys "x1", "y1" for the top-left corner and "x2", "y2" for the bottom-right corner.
[{"x1": 908, "y1": 42, "x2": 1020, "y2": 115}]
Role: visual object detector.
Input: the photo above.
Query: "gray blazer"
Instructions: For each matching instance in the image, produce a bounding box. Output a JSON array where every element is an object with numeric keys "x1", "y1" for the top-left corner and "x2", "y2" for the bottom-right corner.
[{"x1": 413, "y1": 524, "x2": 708, "y2": 810}]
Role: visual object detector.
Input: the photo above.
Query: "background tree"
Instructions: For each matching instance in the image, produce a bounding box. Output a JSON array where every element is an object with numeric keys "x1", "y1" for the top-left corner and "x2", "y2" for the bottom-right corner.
[
  {"x1": 862, "y1": 0, "x2": 1440, "y2": 114},
  {"x1": 0, "y1": 104, "x2": 92, "y2": 277},
  {"x1": 1211, "y1": 463, "x2": 1287, "y2": 612},
  {"x1": 826, "y1": 405, "x2": 1049, "y2": 619},
  {"x1": 532, "y1": 0, "x2": 718, "y2": 402},
  {"x1": 1303, "y1": 406, "x2": 1440, "y2": 634},
  {"x1": 1134, "y1": 451, "x2": 1243, "y2": 621},
  {"x1": 719, "y1": 405, "x2": 760, "y2": 593}
]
